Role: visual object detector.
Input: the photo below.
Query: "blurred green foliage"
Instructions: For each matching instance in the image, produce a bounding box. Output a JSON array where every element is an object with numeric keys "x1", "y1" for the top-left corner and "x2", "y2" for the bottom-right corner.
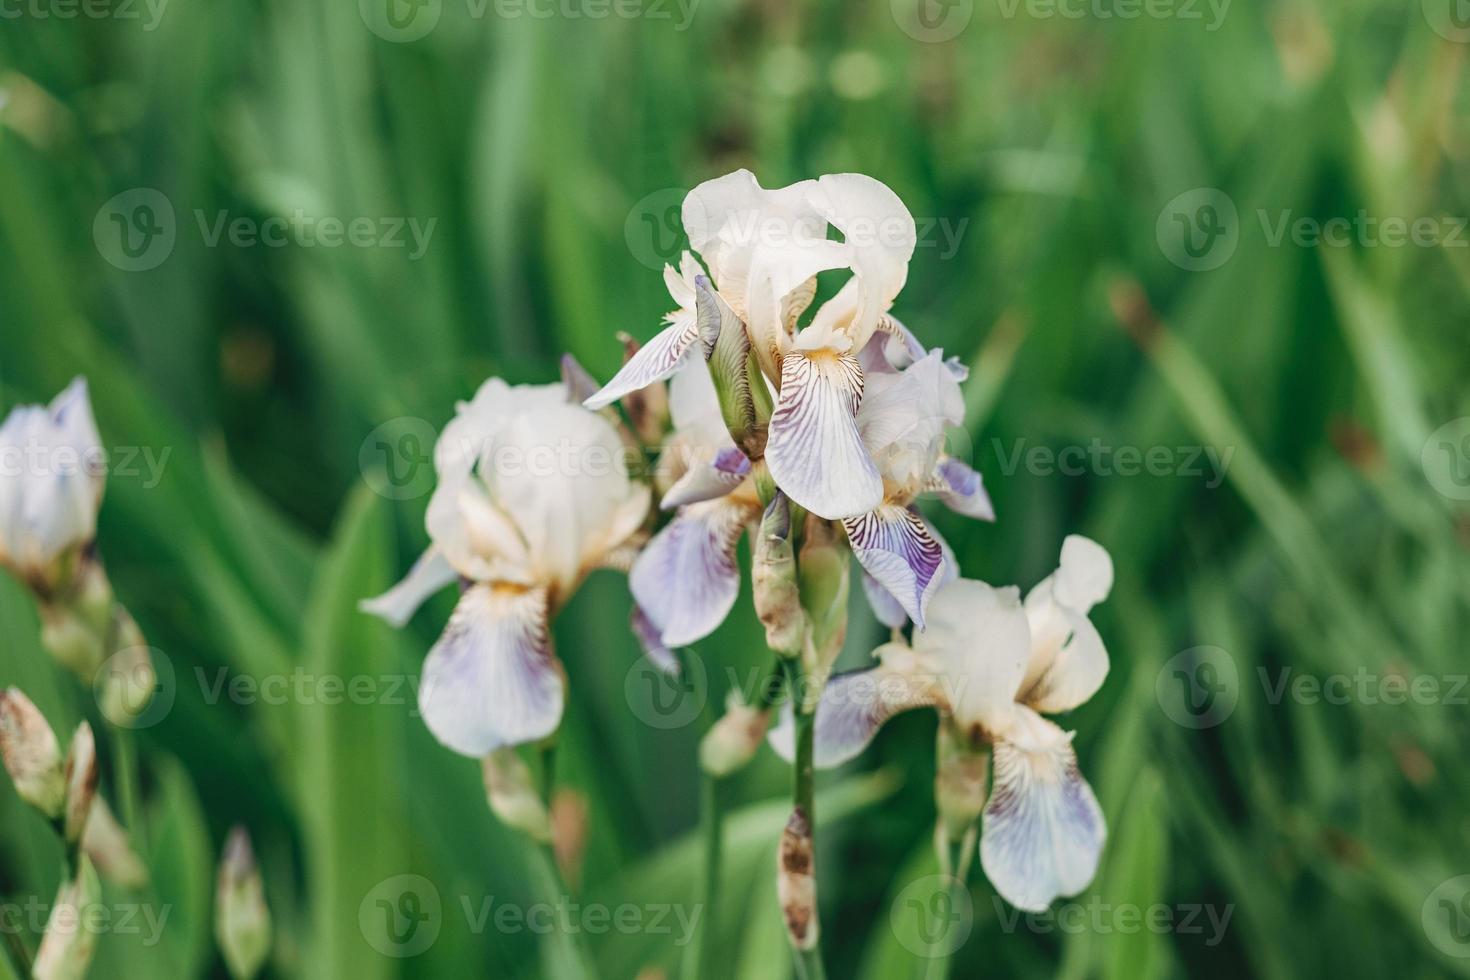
[{"x1": 2, "y1": 0, "x2": 1469, "y2": 977}]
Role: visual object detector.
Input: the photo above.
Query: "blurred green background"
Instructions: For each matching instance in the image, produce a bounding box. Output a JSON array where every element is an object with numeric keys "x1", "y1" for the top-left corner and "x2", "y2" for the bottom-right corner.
[{"x1": 2, "y1": 0, "x2": 1470, "y2": 977}]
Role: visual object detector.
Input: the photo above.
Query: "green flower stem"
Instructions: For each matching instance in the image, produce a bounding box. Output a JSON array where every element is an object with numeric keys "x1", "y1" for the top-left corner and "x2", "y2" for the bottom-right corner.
[
  {"x1": 782, "y1": 656, "x2": 826, "y2": 980},
  {"x1": 531, "y1": 742, "x2": 598, "y2": 980},
  {"x1": 923, "y1": 822, "x2": 978, "y2": 980}
]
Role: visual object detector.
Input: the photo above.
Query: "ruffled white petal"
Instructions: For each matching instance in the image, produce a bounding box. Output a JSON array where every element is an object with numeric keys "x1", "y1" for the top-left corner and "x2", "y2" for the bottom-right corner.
[
  {"x1": 913, "y1": 580, "x2": 1031, "y2": 738},
  {"x1": 629, "y1": 496, "x2": 748, "y2": 648},
  {"x1": 1053, "y1": 535, "x2": 1113, "y2": 613},
  {"x1": 844, "y1": 506, "x2": 949, "y2": 629},
  {"x1": 359, "y1": 547, "x2": 458, "y2": 628},
  {"x1": 857, "y1": 350, "x2": 965, "y2": 493},
  {"x1": 766, "y1": 351, "x2": 882, "y2": 520},
  {"x1": 1021, "y1": 601, "x2": 1109, "y2": 715},
  {"x1": 682, "y1": 170, "x2": 849, "y2": 376},
  {"x1": 980, "y1": 706, "x2": 1105, "y2": 912},
  {"x1": 417, "y1": 585, "x2": 563, "y2": 756},
  {"x1": 802, "y1": 174, "x2": 916, "y2": 351}
]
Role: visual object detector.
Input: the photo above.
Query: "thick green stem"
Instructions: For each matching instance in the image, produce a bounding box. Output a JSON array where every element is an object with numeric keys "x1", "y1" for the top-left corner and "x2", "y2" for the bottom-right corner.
[
  {"x1": 781, "y1": 656, "x2": 826, "y2": 980},
  {"x1": 530, "y1": 743, "x2": 597, "y2": 980},
  {"x1": 923, "y1": 822, "x2": 978, "y2": 980}
]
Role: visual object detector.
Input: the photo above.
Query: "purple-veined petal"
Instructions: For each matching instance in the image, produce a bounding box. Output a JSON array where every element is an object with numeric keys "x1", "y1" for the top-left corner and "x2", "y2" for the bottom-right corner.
[
  {"x1": 359, "y1": 547, "x2": 459, "y2": 628},
  {"x1": 767, "y1": 657, "x2": 940, "y2": 768},
  {"x1": 980, "y1": 706, "x2": 1106, "y2": 912},
  {"x1": 844, "y1": 506, "x2": 948, "y2": 629},
  {"x1": 766, "y1": 351, "x2": 882, "y2": 520},
  {"x1": 417, "y1": 585, "x2": 563, "y2": 757},
  {"x1": 934, "y1": 457, "x2": 996, "y2": 522},
  {"x1": 583, "y1": 313, "x2": 718, "y2": 411},
  {"x1": 631, "y1": 604, "x2": 680, "y2": 675},
  {"x1": 861, "y1": 569, "x2": 908, "y2": 629},
  {"x1": 629, "y1": 496, "x2": 748, "y2": 648},
  {"x1": 660, "y1": 446, "x2": 751, "y2": 510}
]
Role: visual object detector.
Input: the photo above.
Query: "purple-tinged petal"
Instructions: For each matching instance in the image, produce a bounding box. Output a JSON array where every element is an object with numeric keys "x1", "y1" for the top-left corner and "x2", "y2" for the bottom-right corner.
[
  {"x1": 583, "y1": 312, "x2": 718, "y2": 411},
  {"x1": 860, "y1": 570, "x2": 908, "y2": 629},
  {"x1": 359, "y1": 547, "x2": 459, "y2": 628},
  {"x1": 631, "y1": 604, "x2": 680, "y2": 675},
  {"x1": 767, "y1": 661, "x2": 939, "y2": 768},
  {"x1": 981, "y1": 706, "x2": 1105, "y2": 912},
  {"x1": 630, "y1": 497, "x2": 748, "y2": 648},
  {"x1": 843, "y1": 505, "x2": 948, "y2": 629},
  {"x1": 766, "y1": 351, "x2": 882, "y2": 520},
  {"x1": 933, "y1": 457, "x2": 995, "y2": 522},
  {"x1": 559, "y1": 354, "x2": 602, "y2": 405},
  {"x1": 417, "y1": 585, "x2": 563, "y2": 757},
  {"x1": 660, "y1": 446, "x2": 751, "y2": 510}
]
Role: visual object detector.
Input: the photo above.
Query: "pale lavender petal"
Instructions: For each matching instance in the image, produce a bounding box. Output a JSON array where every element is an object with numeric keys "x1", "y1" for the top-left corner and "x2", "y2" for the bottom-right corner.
[
  {"x1": 559, "y1": 354, "x2": 602, "y2": 405},
  {"x1": 359, "y1": 547, "x2": 459, "y2": 628},
  {"x1": 934, "y1": 457, "x2": 996, "y2": 522},
  {"x1": 417, "y1": 585, "x2": 563, "y2": 757},
  {"x1": 861, "y1": 570, "x2": 908, "y2": 629},
  {"x1": 629, "y1": 497, "x2": 747, "y2": 647},
  {"x1": 660, "y1": 446, "x2": 751, "y2": 510},
  {"x1": 630, "y1": 604, "x2": 680, "y2": 675},
  {"x1": 768, "y1": 664, "x2": 938, "y2": 768},
  {"x1": 843, "y1": 505, "x2": 948, "y2": 629},
  {"x1": 766, "y1": 351, "x2": 882, "y2": 520},
  {"x1": 583, "y1": 313, "x2": 717, "y2": 411},
  {"x1": 981, "y1": 707, "x2": 1106, "y2": 912}
]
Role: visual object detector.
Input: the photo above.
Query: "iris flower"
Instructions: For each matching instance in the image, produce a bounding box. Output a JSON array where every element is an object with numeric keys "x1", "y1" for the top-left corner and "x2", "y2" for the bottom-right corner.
[
  {"x1": 362, "y1": 378, "x2": 650, "y2": 756},
  {"x1": 585, "y1": 171, "x2": 994, "y2": 630},
  {"x1": 772, "y1": 536, "x2": 1113, "y2": 911}
]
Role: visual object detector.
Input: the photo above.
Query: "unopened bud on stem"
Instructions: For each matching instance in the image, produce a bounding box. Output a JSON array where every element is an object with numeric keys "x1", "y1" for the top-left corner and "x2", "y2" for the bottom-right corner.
[
  {"x1": 33, "y1": 858, "x2": 101, "y2": 980},
  {"x1": 216, "y1": 826, "x2": 272, "y2": 980},
  {"x1": 934, "y1": 723, "x2": 989, "y2": 844},
  {"x1": 62, "y1": 722, "x2": 97, "y2": 847},
  {"x1": 752, "y1": 495, "x2": 805, "y2": 657},
  {"x1": 0, "y1": 687, "x2": 65, "y2": 818},
  {"x1": 798, "y1": 516, "x2": 850, "y2": 678},
  {"x1": 777, "y1": 807, "x2": 819, "y2": 952},
  {"x1": 700, "y1": 692, "x2": 770, "y2": 778},
  {"x1": 482, "y1": 747, "x2": 551, "y2": 843},
  {"x1": 617, "y1": 333, "x2": 671, "y2": 445}
]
